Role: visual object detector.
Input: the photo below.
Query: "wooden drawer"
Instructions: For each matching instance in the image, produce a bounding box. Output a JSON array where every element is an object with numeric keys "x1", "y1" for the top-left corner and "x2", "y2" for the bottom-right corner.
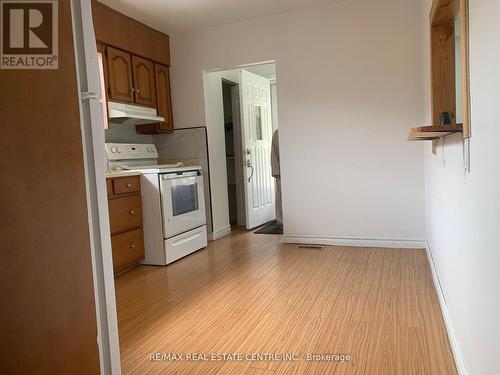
[
  {"x1": 111, "y1": 228, "x2": 144, "y2": 269},
  {"x1": 106, "y1": 179, "x2": 113, "y2": 196},
  {"x1": 108, "y1": 194, "x2": 142, "y2": 234},
  {"x1": 113, "y1": 176, "x2": 140, "y2": 195}
]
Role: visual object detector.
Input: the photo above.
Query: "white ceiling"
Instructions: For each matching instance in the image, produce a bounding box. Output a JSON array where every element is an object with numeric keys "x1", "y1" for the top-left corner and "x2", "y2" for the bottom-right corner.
[{"x1": 98, "y1": 0, "x2": 342, "y2": 34}]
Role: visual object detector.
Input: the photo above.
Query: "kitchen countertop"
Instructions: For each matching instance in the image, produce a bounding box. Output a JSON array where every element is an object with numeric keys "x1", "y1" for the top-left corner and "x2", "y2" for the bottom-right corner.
[{"x1": 105, "y1": 171, "x2": 142, "y2": 178}]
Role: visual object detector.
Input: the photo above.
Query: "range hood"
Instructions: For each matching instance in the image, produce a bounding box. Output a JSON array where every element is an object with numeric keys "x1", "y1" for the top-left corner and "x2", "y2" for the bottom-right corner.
[{"x1": 108, "y1": 101, "x2": 165, "y2": 125}]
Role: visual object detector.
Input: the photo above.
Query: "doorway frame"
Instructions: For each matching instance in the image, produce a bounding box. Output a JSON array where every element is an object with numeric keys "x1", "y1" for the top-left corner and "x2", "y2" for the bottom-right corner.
[
  {"x1": 230, "y1": 84, "x2": 246, "y2": 226},
  {"x1": 202, "y1": 61, "x2": 278, "y2": 236},
  {"x1": 71, "y1": 0, "x2": 121, "y2": 374},
  {"x1": 222, "y1": 79, "x2": 246, "y2": 227}
]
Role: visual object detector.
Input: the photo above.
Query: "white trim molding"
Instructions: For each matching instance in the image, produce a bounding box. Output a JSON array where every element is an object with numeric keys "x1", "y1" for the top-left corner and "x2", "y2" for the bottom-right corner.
[
  {"x1": 283, "y1": 235, "x2": 426, "y2": 249},
  {"x1": 208, "y1": 225, "x2": 232, "y2": 241},
  {"x1": 425, "y1": 240, "x2": 468, "y2": 375},
  {"x1": 71, "y1": 0, "x2": 121, "y2": 373}
]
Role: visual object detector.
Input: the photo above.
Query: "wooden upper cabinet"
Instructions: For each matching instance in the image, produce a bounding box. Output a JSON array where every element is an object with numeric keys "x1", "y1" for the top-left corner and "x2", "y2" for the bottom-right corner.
[
  {"x1": 93, "y1": 1, "x2": 174, "y2": 133},
  {"x1": 107, "y1": 46, "x2": 134, "y2": 103},
  {"x1": 92, "y1": 0, "x2": 170, "y2": 66},
  {"x1": 155, "y1": 63, "x2": 173, "y2": 132},
  {"x1": 132, "y1": 55, "x2": 156, "y2": 107}
]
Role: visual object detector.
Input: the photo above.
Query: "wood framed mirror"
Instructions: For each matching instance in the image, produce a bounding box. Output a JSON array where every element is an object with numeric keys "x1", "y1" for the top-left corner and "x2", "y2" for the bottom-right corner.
[{"x1": 430, "y1": 0, "x2": 470, "y2": 138}]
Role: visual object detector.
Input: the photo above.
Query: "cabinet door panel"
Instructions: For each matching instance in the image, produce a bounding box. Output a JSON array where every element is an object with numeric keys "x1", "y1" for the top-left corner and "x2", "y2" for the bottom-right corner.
[
  {"x1": 132, "y1": 55, "x2": 156, "y2": 107},
  {"x1": 155, "y1": 63, "x2": 173, "y2": 132},
  {"x1": 107, "y1": 46, "x2": 134, "y2": 103}
]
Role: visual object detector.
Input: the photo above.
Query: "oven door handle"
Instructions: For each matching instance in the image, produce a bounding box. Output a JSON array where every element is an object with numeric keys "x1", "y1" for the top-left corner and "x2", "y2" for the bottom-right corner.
[{"x1": 161, "y1": 170, "x2": 200, "y2": 181}]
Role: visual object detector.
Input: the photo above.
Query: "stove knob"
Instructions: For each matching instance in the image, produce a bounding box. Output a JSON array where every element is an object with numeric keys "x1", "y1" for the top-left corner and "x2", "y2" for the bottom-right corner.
[
  {"x1": 116, "y1": 147, "x2": 122, "y2": 153},
  {"x1": 110, "y1": 147, "x2": 117, "y2": 153}
]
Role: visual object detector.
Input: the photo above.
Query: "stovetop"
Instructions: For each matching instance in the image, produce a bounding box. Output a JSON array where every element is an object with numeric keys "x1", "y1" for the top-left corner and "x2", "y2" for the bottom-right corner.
[{"x1": 105, "y1": 142, "x2": 201, "y2": 174}]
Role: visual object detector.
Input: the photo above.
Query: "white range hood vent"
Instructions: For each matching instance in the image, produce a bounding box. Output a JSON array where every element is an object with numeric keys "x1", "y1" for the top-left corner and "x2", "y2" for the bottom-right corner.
[{"x1": 108, "y1": 101, "x2": 165, "y2": 125}]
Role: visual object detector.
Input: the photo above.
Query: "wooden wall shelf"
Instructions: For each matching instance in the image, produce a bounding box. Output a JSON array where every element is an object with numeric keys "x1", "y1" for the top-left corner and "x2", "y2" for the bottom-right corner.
[{"x1": 408, "y1": 124, "x2": 463, "y2": 141}]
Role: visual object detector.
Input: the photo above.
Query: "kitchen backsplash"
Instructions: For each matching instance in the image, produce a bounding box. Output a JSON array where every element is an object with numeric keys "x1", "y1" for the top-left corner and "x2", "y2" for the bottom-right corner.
[
  {"x1": 105, "y1": 123, "x2": 154, "y2": 144},
  {"x1": 154, "y1": 127, "x2": 207, "y2": 160}
]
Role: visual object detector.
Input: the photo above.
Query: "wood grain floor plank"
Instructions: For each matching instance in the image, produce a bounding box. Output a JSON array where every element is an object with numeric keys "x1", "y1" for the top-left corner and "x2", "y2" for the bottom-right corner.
[
  {"x1": 365, "y1": 288, "x2": 398, "y2": 375},
  {"x1": 417, "y1": 291, "x2": 458, "y2": 374},
  {"x1": 351, "y1": 263, "x2": 382, "y2": 322},
  {"x1": 307, "y1": 260, "x2": 352, "y2": 319},
  {"x1": 379, "y1": 258, "x2": 400, "y2": 289},
  {"x1": 333, "y1": 321, "x2": 372, "y2": 375},
  {"x1": 396, "y1": 325, "x2": 429, "y2": 375},
  {"x1": 398, "y1": 264, "x2": 422, "y2": 327},
  {"x1": 304, "y1": 286, "x2": 360, "y2": 374}
]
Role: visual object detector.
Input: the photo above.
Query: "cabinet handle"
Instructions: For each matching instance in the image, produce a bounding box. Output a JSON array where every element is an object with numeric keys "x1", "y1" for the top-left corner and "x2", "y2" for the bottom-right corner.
[
  {"x1": 126, "y1": 183, "x2": 132, "y2": 188},
  {"x1": 129, "y1": 210, "x2": 135, "y2": 215},
  {"x1": 136, "y1": 89, "x2": 140, "y2": 94},
  {"x1": 131, "y1": 87, "x2": 135, "y2": 93},
  {"x1": 130, "y1": 244, "x2": 135, "y2": 249}
]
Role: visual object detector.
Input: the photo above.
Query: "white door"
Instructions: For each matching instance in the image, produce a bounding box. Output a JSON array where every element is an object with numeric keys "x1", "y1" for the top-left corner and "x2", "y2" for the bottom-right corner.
[{"x1": 239, "y1": 70, "x2": 275, "y2": 229}]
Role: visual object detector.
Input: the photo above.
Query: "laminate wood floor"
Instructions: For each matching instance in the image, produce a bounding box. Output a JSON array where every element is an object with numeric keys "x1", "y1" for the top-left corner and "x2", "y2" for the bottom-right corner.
[{"x1": 115, "y1": 229, "x2": 457, "y2": 374}]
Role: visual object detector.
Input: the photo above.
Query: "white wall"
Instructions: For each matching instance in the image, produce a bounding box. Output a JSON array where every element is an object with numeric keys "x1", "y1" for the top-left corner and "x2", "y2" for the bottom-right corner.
[
  {"x1": 170, "y1": 0, "x2": 426, "y2": 245},
  {"x1": 422, "y1": 0, "x2": 500, "y2": 374}
]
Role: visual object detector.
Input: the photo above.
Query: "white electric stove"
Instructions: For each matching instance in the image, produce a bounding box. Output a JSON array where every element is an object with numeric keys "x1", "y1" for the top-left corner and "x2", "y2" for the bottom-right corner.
[{"x1": 106, "y1": 143, "x2": 207, "y2": 265}]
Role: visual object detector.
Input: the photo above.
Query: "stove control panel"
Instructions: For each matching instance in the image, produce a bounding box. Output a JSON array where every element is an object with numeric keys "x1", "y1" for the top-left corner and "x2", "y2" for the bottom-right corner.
[{"x1": 105, "y1": 143, "x2": 158, "y2": 160}]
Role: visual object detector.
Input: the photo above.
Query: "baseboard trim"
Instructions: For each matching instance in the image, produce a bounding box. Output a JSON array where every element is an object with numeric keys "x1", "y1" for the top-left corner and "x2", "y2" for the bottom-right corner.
[
  {"x1": 425, "y1": 240, "x2": 467, "y2": 375},
  {"x1": 208, "y1": 225, "x2": 231, "y2": 241},
  {"x1": 283, "y1": 235, "x2": 426, "y2": 249}
]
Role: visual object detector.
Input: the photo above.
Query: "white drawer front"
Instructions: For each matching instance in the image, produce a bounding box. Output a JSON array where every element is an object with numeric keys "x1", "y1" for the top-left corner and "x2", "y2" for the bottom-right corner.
[{"x1": 165, "y1": 225, "x2": 207, "y2": 264}]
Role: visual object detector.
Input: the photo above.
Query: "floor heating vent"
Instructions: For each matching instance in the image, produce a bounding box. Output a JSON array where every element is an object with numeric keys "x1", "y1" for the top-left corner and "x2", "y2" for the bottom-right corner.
[{"x1": 296, "y1": 244, "x2": 325, "y2": 250}]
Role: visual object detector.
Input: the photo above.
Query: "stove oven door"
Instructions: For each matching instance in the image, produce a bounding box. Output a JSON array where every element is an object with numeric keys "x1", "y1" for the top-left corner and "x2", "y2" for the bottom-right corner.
[{"x1": 160, "y1": 170, "x2": 206, "y2": 238}]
